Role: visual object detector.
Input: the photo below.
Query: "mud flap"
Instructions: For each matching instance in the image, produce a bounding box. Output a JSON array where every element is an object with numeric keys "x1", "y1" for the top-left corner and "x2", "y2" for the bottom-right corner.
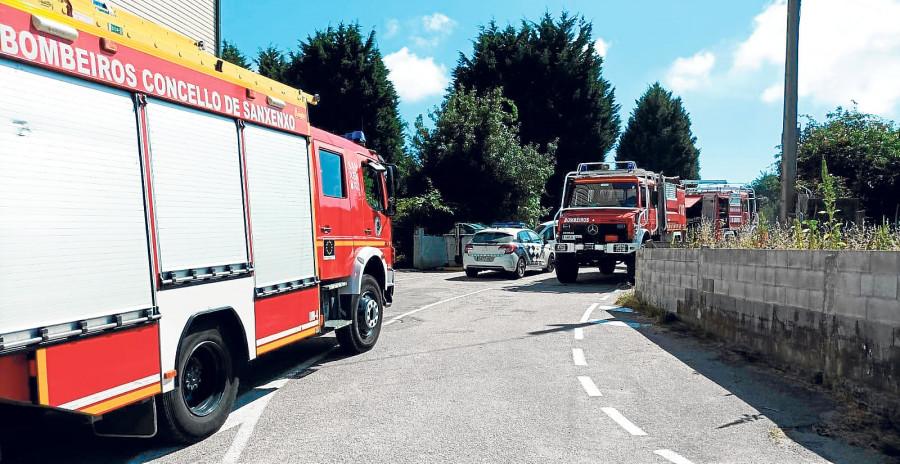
[{"x1": 92, "y1": 397, "x2": 157, "y2": 438}]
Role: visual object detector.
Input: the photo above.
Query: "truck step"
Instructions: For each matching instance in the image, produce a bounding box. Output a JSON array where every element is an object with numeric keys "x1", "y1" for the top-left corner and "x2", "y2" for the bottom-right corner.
[{"x1": 323, "y1": 320, "x2": 351, "y2": 329}]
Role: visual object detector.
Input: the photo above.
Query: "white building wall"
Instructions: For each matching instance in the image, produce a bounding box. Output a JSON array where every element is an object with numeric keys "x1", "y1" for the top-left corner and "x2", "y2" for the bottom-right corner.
[{"x1": 114, "y1": 0, "x2": 219, "y2": 54}]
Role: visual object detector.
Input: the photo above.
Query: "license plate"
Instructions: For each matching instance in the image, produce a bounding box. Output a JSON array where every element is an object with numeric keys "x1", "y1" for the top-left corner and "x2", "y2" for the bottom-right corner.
[
  {"x1": 555, "y1": 244, "x2": 568, "y2": 252},
  {"x1": 613, "y1": 244, "x2": 628, "y2": 253},
  {"x1": 475, "y1": 256, "x2": 494, "y2": 262}
]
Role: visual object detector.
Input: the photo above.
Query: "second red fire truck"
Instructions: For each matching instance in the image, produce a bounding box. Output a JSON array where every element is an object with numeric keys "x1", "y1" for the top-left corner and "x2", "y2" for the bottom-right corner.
[
  {"x1": 0, "y1": 0, "x2": 396, "y2": 442},
  {"x1": 553, "y1": 162, "x2": 687, "y2": 282}
]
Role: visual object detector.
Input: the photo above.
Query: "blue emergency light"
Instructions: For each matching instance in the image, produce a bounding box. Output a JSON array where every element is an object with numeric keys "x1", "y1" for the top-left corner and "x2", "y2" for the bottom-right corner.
[
  {"x1": 343, "y1": 131, "x2": 367, "y2": 145},
  {"x1": 491, "y1": 222, "x2": 526, "y2": 228},
  {"x1": 625, "y1": 161, "x2": 636, "y2": 170}
]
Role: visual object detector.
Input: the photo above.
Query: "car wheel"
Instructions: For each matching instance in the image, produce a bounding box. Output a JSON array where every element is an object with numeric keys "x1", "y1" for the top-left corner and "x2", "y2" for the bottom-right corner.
[
  {"x1": 336, "y1": 275, "x2": 383, "y2": 355},
  {"x1": 544, "y1": 253, "x2": 556, "y2": 273},
  {"x1": 465, "y1": 268, "x2": 480, "y2": 278},
  {"x1": 511, "y1": 257, "x2": 526, "y2": 279},
  {"x1": 158, "y1": 327, "x2": 238, "y2": 443}
]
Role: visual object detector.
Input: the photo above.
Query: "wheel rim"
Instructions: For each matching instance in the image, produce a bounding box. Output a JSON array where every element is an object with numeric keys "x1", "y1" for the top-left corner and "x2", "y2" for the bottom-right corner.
[
  {"x1": 358, "y1": 291, "x2": 380, "y2": 338},
  {"x1": 517, "y1": 259, "x2": 525, "y2": 276},
  {"x1": 181, "y1": 341, "x2": 227, "y2": 417},
  {"x1": 547, "y1": 255, "x2": 555, "y2": 271}
]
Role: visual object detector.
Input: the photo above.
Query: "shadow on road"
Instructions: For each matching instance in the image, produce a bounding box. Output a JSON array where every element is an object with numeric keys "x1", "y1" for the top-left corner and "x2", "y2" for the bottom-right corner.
[
  {"x1": 604, "y1": 309, "x2": 892, "y2": 463},
  {"x1": 0, "y1": 338, "x2": 340, "y2": 464}
]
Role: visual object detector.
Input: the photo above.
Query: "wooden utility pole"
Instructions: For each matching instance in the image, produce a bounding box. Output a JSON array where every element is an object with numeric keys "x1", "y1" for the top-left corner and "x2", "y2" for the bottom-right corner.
[{"x1": 779, "y1": 0, "x2": 801, "y2": 223}]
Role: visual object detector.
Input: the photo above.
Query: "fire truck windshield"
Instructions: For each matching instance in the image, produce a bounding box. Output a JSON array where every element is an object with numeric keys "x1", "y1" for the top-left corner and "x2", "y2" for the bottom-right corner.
[{"x1": 567, "y1": 182, "x2": 639, "y2": 208}]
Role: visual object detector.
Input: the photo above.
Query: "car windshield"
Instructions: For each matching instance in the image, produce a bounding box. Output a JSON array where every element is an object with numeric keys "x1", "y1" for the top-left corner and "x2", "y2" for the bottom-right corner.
[
  {"x1": 567, "y1": 182, "x2": 638, "y2": 208},
  {"x1": 472, "y1": 232, "x2": 514, "y2": 244}
]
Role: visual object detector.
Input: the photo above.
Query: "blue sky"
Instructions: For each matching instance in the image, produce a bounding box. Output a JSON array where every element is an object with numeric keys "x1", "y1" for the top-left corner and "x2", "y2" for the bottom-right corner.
[{"x1": 222, "y1": 0, "x2": 900, "y2": 183}]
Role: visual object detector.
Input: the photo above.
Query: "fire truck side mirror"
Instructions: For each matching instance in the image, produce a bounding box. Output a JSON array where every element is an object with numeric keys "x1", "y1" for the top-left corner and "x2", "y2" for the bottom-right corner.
[{"x1": 385, "y1": 164, "x2": 398, "y2": 217}]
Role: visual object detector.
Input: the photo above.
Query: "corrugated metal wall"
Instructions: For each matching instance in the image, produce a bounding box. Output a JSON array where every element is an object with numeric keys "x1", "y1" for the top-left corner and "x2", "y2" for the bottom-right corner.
[{"x1": 114, "y1": 0, "x2": 219, "y2": 54}]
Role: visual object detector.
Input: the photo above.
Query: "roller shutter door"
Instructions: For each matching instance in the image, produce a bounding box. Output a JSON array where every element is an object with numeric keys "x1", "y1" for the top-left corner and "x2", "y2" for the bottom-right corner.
[
  {"x1": 0, "y1": 61, "x2": 153, "y2": 334},
  {"x1": 243, "y1": 125, "x2": 316, "y2": 289},
  {"x1": 145, "y1": 100, "x2": 248, "y2": 273}
]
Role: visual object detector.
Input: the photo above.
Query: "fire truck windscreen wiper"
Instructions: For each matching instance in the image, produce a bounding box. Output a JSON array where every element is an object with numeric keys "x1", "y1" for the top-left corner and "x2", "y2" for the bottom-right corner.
[{"x1": 567, "y1": 182, "x2": 638, "y2": 208}]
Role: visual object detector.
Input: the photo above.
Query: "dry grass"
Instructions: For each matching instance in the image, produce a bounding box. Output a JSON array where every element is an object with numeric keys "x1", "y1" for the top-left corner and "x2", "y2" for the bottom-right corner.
[
  {"x1": 680, "y1": 218, "x2": 900, "y2": 251},
  {"x1": 616, "y1": 290, "x2": 677, "y2": 325}
]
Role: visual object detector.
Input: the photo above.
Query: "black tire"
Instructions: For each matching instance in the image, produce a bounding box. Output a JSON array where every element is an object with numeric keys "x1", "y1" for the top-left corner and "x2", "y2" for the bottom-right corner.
[
  {"x1": 158, "y1": 327, "x2": 238, "y2": 443},
  {"x1": 510, "y1": 257, "x2": 526, "y2": 279},
  {"x1": 544, "y1": 253, "x2": 556, "y2": 273},
  {"x1": 599, "y1": 259, "x2": 616, "y2": 275},
  {"x1": 555, "y1": 254, "x2": 578, "y2": 283},
  {"x1": 336, "y1": 275, "x2": 383, "y2": 355},
  {"x1": 465, "y1": 268, "x2": 480, "y2": 278}
]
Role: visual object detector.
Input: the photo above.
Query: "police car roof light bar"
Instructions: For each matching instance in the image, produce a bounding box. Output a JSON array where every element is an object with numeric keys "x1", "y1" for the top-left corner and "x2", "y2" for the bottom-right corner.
[{"x1": 491, "y1": 222, "x2": 526, "y2": 229}]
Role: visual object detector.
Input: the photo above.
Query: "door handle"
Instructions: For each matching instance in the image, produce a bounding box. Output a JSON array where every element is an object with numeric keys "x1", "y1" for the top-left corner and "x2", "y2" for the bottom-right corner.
[
  {"x1": 364, "y1": 228, "x2": 373, "y2": 235},
  {"x1": 320, "y1": 226, "x2": 332, "y2": 234}
]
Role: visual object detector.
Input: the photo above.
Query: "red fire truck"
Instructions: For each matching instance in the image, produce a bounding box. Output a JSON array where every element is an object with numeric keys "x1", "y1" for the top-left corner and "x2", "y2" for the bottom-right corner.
[
  {"x1": 0, "y1": 0, "x2": 396, "y2": 441},
  {"x1": 684, "y1": 181, "x2": 758, "y2": 238},
  {"x1": 553, "y1": 162, "x2": 686, "y2": 282}
]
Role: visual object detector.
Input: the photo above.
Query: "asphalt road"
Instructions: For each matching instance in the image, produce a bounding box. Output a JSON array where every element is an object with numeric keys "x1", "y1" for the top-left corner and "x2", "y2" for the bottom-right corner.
[{"x1": 0, "y1": 268, "x2": 890, "y2": 463}]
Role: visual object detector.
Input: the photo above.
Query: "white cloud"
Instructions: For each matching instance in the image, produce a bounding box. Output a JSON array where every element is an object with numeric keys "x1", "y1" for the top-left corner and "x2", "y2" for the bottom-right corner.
[
  {"x1": 594, "y1": 38, "x2": 610, "y2": 58},
  {"x1": 733, "y1": 0, "x2": 900, "y2": 114},
  {"x1": 383, "y1": 47, "x2": 449, "y2": 102},
  {"x1": 384, "y1": 19, "x2": 399, "y2": 39},
  {"x1": 761, "y1": 83, "x2": 783, "y2": 103},
  {"x1": 422, "y1": 13, "x2": 456, "y2": 34},
  {"x1": 666, "y1": 51, "x2": 716, "y2": 93}
]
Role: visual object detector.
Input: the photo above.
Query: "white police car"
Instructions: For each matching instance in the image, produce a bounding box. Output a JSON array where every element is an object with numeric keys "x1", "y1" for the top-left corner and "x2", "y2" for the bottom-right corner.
[{"x1": 462, "y1": 223, "x2": 555, "y2": 279}]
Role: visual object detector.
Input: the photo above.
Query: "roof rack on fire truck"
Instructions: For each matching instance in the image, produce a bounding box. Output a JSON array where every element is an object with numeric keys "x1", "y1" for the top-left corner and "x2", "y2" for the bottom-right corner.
[
  {"x1": 683, "y1": 180, "x2": 757, "y2": 204},
  {"x1": 573, "y1": 161, "x2": 658, "y2": 184},
  {"x1": 23, "y1": 0, "x2": 319, "y2": 108}
]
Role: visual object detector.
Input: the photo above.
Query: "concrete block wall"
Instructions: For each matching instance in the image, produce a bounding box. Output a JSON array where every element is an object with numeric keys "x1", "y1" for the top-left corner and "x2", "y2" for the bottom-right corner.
[{"x1": 635, "y1": 248, "x2": 900, "y2": 401}]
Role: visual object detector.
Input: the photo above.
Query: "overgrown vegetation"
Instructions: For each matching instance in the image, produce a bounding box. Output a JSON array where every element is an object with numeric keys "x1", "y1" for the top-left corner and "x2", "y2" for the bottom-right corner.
[
  {"x1": 684, "y1": 158, "x2": 900, "y2": 251},
  {"x1": 615, "y1": 291, "x2": 677, "y2": 325}
]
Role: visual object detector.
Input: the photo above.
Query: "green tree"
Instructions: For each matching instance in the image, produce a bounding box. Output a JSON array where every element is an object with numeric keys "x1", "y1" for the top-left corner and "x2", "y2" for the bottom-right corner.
[
  {"x1": 414, "y1": 87, "x2": 555, "y2": 226},
  {"x1": 220, "y1": 40, "x2": 249, "y2": 68},
  {"x1": 797, "y1": 107, "x2": 900, "y2": 221},
  {"x1": 616, "y1": 83, "x2": 700, "y2": 179},
  {"x1": 749, "y1": 168, "x2": 780, "y2": 223},
  {"x1": 453, "y1": 12, "x2": 620, "y2": 211},
  {"x1": 255, "y1": 45, "x2": 287, "y2": 82},
  {"x1": 284, "y1": 24, "x2": 406, "y2": 164}
]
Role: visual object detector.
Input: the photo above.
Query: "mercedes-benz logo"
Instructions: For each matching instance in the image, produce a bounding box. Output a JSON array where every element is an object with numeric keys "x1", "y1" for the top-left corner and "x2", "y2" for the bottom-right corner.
[{"x1": 587, "y1": 224, "x2": 599, "y2": 235}]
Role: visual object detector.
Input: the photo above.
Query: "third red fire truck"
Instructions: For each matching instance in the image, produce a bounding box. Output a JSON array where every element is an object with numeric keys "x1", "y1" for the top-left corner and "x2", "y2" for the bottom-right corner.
[
  {"x1": 553, "y1": 162, "x2": 687, "y2": 282},
  {"x1": 683, "y1": 181, "x2": 759, "y2": 238},
  {"x1": 0, "y1": 0, "x2": 396, "y2": 442}
]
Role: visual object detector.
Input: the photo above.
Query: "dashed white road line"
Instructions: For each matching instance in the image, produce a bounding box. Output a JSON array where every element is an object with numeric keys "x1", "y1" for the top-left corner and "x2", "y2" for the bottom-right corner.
[
  {"x1": 654, "y1": 449, "x2": 695, "y2": 464},
  {"x1": 385, "y1": 287, "x2": 496, "y2": 326},
  {"x1": 580, "y1": 303, "x2": 599, "y2": 323},
  {"x1": 572, "y1": 348, "x2": 587, "y2": 366},
  {"x1": 577, "y1": 376, "x2": 602, "y2": 397},
  {"x1": 601, "y1": 407, "x2": 648, "y2": 436},
  {"x1": 573, "y1": 327, "x2": 584, "y2": 340}
]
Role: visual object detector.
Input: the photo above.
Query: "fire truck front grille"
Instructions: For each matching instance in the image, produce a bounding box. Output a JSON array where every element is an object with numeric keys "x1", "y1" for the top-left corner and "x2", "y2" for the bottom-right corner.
[{"x1": 569, "y1": 223, "x2": 628, "y2": 244}]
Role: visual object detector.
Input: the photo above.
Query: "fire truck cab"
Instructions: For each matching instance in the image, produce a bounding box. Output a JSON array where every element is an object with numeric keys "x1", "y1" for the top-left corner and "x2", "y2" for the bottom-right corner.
[
  {"x1": 0, "y1": 0, "x2": 396, "y2": 442},
  {"x1": 553, "y1": 162, "x2": 686, "y2": 283}
]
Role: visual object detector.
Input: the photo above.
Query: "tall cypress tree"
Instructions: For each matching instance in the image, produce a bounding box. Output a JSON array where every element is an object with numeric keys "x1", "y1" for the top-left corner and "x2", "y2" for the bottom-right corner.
[
  {"x1": 616, "y1": 83, "x2": 700, "y2": 179},
  {"x1": 283, "y1": 24, "x2": 405, "y2": 164},
  {"x1": 454, "y1": 12, "x2": 620, "y2": 211},
  {"x1": 220, "y1": 40, "x2": 249, "y2": 68},
  {"x1": 255, "y1": 45, "x2": 287, "y2": 83}
]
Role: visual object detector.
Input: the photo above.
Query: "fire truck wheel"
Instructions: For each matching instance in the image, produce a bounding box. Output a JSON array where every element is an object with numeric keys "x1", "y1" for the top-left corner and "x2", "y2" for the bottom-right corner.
[
  {"x1": 337, "y1": 275, "x2": 383, "y2": 355},
  {"x1": 158, "y1": 327, "x2": 238, "y2": 443},
  {"x1": 511, "y1": 257, "x2": 527, "y2": 279},
  {"x1": 544, "y1": 254, "x2": 556, "y2": 273},
  {"x1": 599, "y1": 260, "x2": 616, "y2": 275},
  {"x1": 625, "y1": 256, "x2": 636, "y2": 282},
  {"x1": 555, "y1": 254, "x2": 578, "y2": 283}
]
